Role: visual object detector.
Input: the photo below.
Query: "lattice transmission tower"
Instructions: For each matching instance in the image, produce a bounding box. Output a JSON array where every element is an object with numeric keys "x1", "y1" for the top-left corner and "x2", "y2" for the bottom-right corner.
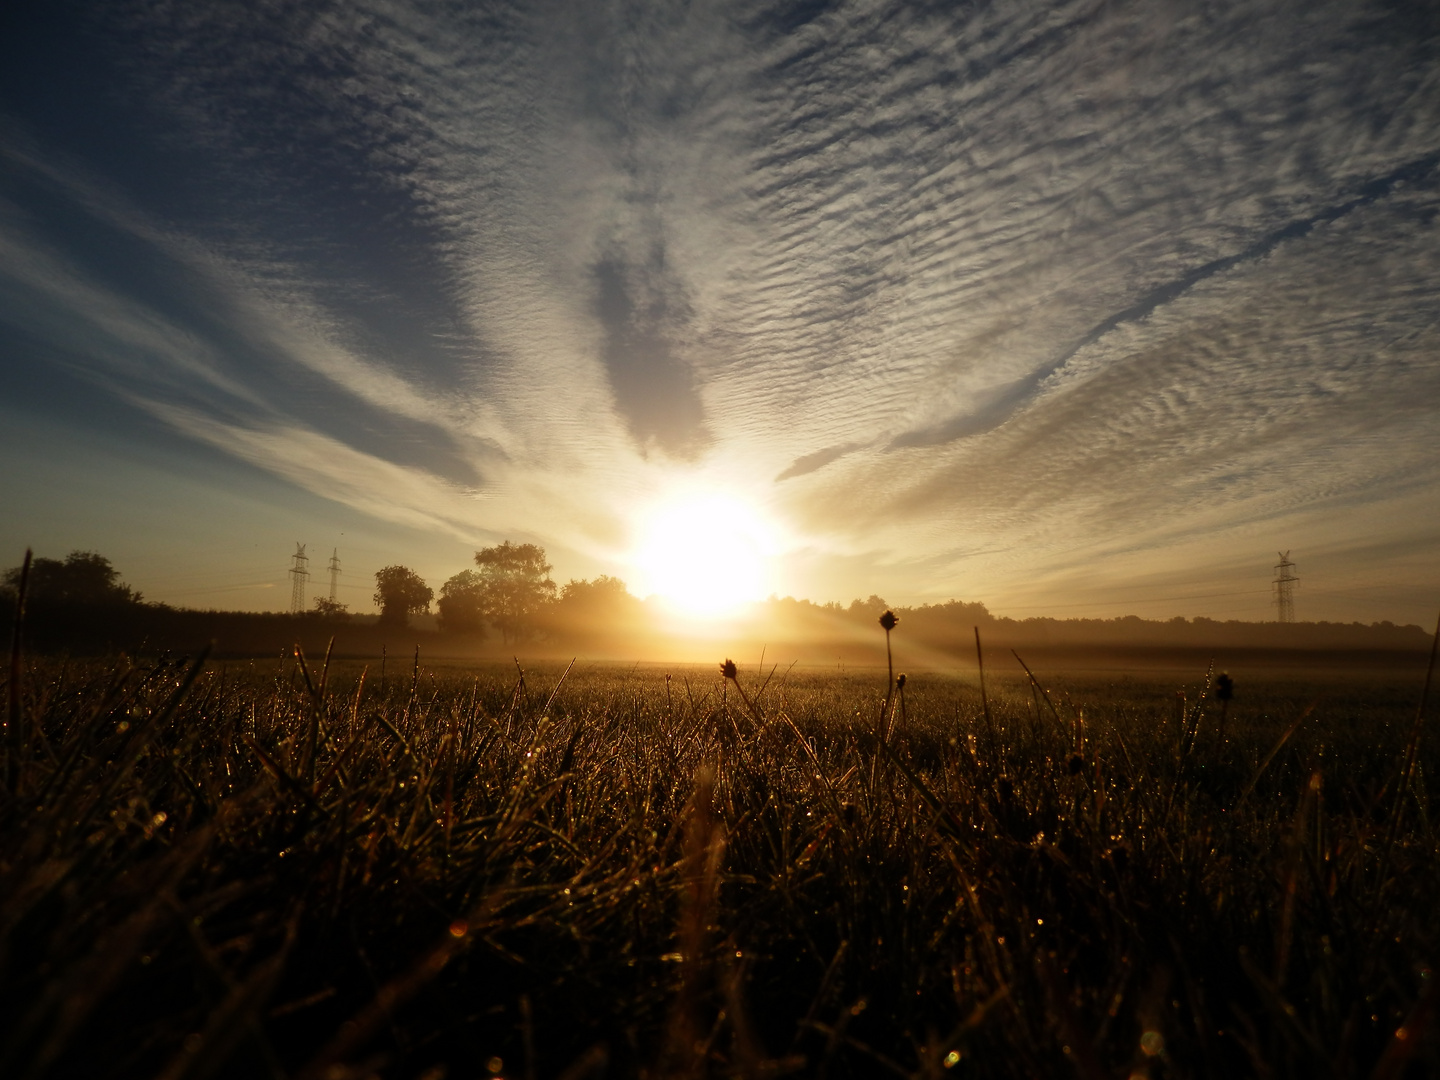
[
  {"x1": 327, "y1": 548, "x2": 341, "y2": 602},
  {"x1": 289, "y1": 543, "x2": 310, "y2": 614},
  {"x1": 1273, "y1": 551, "x2": 1298, "y2": 623}
]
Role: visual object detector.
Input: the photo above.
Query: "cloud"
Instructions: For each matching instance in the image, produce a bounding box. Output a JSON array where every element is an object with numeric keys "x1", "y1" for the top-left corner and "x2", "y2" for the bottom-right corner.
[
  {"x1": 0, "y1": 141, "x2": 504, "y2": 480},
  {"x1": 591, "y1": 246, "x2": 710, "y2": 457},
  {"x1": 887, "y1": 149, "x2": 1440, "y2": 450},
  {"x1": 3, "y1": 0, "x2": 1440, "y2": 618},
  {"x1": 140, "y1": 400, "x2": 486, "y2": 539},
  {"x1": 775, "y1": 440, "x2": 867, "y2": 481}
]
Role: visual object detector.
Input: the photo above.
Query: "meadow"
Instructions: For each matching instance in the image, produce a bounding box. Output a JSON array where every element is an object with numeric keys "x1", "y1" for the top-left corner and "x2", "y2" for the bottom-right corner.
[{"x1": 0, "y1": 637, "x2": 1436, "y2": 1079}]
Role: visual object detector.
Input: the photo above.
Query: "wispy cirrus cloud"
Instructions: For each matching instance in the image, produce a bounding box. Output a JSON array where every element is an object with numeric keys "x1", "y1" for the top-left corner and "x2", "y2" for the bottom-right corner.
[{"x1": 2, "y1": 0, "x2": 1439, "y2": 617}]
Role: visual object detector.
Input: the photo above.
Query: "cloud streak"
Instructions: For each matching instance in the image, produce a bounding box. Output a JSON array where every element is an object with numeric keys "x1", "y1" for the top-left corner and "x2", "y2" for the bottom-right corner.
[{"x1": 888, "y1": 149, "x2": 1440, "y2": 450}]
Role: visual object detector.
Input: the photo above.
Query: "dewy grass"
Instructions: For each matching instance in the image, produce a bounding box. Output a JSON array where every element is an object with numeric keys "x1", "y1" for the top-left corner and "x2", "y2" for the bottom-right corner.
[{"x1": 0, "y1": 624, "x2": 1436, "y2": 1078}]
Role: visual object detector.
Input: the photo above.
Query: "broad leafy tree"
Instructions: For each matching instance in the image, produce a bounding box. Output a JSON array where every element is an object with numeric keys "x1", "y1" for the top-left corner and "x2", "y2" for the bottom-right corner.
[
  {"x1": 2, "y1": 551, "x2": 141, "y2": 606},
  {"x1": 437, "y1": 569, "x2": 485, "y2": 634},
  {"x1": 312, "y1": 596, "x2": 350, "y2": 620},
  {"x1": 472, "y1": 541, "x2": 556, "y2": 643},
  {"x1": 557, "y1": 574, "x2": 631, "y2": 615},
  {"x1": 545, "y1": 574, "x2": 640, "y2": 643},
  {"x1": 372, "y1": 565, "x2": 433, "y2": 626}
]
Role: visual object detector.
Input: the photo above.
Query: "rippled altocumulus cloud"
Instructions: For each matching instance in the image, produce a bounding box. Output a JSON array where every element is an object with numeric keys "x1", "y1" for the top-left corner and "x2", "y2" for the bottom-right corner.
[{"x1": 2, "y1": 0, "x2": 1438, "y2": 615}]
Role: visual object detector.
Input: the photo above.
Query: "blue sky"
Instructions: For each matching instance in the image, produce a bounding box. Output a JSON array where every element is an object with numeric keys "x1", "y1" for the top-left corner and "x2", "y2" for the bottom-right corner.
[{"x1": 2, "y1": 0, "x2": 1438, "y2": 622}]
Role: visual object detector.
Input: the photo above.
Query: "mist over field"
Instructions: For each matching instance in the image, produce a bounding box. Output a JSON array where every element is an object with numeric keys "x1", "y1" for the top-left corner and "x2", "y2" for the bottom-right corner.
[{"x1": 4, "y1": 545, "x2": 1434, "y2": 677}]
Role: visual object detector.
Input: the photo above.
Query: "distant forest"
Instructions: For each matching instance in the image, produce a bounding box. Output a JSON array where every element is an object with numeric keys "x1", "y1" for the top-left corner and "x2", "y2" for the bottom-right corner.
[{"x1": 2, "y1": 549, "x2": 1433, "y2": 664}]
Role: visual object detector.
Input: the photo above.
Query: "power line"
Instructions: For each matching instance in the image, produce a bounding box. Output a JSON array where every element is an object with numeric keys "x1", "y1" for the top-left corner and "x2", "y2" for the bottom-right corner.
[{"x1": 998, "y1": 587, "x2": 1263, "y2": 612}]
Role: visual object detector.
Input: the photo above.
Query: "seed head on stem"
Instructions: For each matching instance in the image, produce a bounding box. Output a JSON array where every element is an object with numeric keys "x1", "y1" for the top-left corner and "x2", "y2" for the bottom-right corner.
[
  {"x1": 876, "y1": 611, "x2": 901, "y2": 759},
  {"x1": 1214, "y1": 671, "x2": 1234, "y2": 744},
  {"x1": 719, "y1": 658, "x2": 762, "y2": 727},
  {"x1": 879, "y1": 610, "x2": 899, "y2": 702}
]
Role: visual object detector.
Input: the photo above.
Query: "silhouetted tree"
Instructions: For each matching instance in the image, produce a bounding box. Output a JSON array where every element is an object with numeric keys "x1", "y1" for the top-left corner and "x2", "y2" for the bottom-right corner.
[
  {"x1": 373, "y1": 565, "x2": 432, "y2": 626},
  {"x1": 437, "y1": 569, "x2": 485, "y2": 634},
  {"x1": 543, "y1": 574, "x2": 640, "y2": 644},
  {"x1": 2, "y1": 551, "x2": 141, "y2": 606},
  {"x1": 472, "y1": 541, "x2": 556, "y2": 643},
  {"x1": 848, "y1": 594, "x2": 890, "y2": 619},
  {"x1": 312, "y1": 596, "x2": 350, "y2": 620},
  {"x1": 557, "y1": 574, "x2": 631, "y2": 613}
]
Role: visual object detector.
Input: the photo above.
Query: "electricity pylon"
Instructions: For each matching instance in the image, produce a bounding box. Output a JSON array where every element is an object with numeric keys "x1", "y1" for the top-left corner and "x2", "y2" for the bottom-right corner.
[
  {"x1": 327, "y1": 548, "x2": 341, "y2": 603},
  {"x1": 1273, "y1": 551, "x2": 1298, "y2": 623},
  {"x1": 289, "y1": 543, "x2": 310, "y2": 614}
]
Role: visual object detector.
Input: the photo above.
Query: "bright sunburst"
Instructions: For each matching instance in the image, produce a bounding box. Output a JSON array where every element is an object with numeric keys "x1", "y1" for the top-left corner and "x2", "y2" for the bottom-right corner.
[{"x1": 632, "y1": 493, "x2": 776, "y2": 617}]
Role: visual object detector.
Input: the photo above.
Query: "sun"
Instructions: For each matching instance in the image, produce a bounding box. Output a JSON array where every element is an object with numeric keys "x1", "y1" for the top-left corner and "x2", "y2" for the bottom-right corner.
[{"x1": 632, "y1": 493, "x2": 776, "y2": 617}]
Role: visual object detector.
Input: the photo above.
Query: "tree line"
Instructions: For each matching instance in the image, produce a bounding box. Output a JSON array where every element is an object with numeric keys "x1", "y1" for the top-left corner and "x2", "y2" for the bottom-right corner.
[
  {"x1": 5, "y1": 549, "x2": 1431, "y2": 658},
  {"x1": 0, "y1": 544, "x2": 637, "y2": 647},
  {"x1": 1, "y1": 551, "x2": 143, "y2": 607},
  {"x1": 371, "y1": 541, "x2": 636, "y2": 643}
]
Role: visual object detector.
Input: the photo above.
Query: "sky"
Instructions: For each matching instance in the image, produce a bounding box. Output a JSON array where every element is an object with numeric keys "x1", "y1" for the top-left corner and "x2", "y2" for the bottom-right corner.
[{"x1": 1, "y1": 0, "x2": 1439, "y2": 624}]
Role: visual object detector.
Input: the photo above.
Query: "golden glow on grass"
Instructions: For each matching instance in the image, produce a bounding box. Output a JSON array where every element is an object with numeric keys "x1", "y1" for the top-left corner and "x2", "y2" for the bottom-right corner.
[{"x1": 631, "y1": 492, "x2": 776, "y2": 618}]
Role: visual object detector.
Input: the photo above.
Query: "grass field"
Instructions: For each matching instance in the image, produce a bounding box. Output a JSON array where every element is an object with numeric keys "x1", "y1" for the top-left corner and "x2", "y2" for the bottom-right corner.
[{"x1": 1, "y1": 640, "x2": 1436, "y2": 1079}]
